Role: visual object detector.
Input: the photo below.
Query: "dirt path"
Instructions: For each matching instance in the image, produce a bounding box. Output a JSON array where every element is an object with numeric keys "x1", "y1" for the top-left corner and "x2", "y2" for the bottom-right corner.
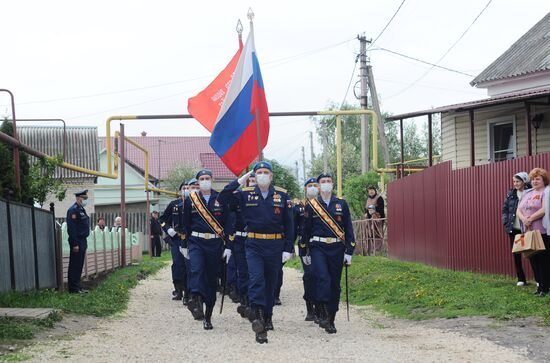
[{"x1": 22, "y1": 266, "x2": 532, "y2": 362}]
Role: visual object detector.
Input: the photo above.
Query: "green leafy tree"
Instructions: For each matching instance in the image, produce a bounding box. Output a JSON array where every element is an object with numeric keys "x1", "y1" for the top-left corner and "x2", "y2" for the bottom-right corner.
[
  {"x1": 29, "y1": 155, "x2": 66, "y2": 207},
  {"x1": 0, "y1": 120, "x2": 31, "y2": 203},
  {"x1": 343, "y1": 172, "x2": 383, "y2": 219},
  {"x1": 164, "y1": 161, "x2": 199, "y2": 191}
]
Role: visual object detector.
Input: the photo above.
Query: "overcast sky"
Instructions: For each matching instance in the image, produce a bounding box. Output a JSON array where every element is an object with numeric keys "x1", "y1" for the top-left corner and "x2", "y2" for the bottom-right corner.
[{"x1": 2, "y1": 0, "x2": 549, "y2": 174}]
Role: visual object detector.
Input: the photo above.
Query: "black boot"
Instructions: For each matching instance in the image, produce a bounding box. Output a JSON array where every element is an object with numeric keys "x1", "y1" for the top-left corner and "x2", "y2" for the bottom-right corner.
[
  {"x1": 264, "y1": 316, "x2": 274, "y2": 331},
  {"x1": 305, "y1": 301, "x2": 315, "y2": 321},
  {"x1": 325, "y1": 312, "x2": 337, "y2": 334},
  {"x1": 172, "y1": 283, "x2": 183, "y2": 300},
  {"x1": 229, "y1": 284, "x2": 240, "y2": 303},
  {"x1": 246, "y1": 305, "x2": 255, "y2": 323},
  {"x1": 237, "y1": 295, "x2": 248, "y2": 318},
  {"x1": 191, "y1": 295, "x2": 204, "y2": 320},
  {"x1": 182, "y1": 289, "x2": 189, "y2": 306},
  {"x1": 203, "y1": 305, "x2": 214, "y2": 330},
  {"x1": 251, "y1": 307, "x2": 265, "y2": 333},
  {"x1": 319, "y1": 304, "x2": 330, "y2": 329},
  {"x1": 255, "y1": 330, "x2": 268, "y2": 344},
  {"x1": 314, "y1": 303, "x2": 321, "y2": 325}
]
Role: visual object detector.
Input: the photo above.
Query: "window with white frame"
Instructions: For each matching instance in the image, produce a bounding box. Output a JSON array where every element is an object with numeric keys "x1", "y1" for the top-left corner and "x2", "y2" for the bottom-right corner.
[{"x1": 488, "y1": 116, "x2": 516, "y2": 162}]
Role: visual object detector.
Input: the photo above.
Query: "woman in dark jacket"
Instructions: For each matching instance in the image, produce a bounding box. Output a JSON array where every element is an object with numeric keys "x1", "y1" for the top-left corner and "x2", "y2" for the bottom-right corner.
[{"x1": 502, "y1": 172, "x2": 531, "y2": 286}]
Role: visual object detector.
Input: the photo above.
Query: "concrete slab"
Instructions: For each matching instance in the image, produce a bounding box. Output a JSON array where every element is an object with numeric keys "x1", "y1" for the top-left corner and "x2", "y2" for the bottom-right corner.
[{"x1": 0, "y1": 308, "x2": 54, "y2": 319}]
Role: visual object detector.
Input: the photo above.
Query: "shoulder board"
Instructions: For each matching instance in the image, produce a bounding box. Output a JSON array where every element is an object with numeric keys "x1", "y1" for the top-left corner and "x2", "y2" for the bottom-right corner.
[
  {"x1": 274, "y1": 186, "x2": 287, "y2": 193},
  {"x1": 242, "y1": 187, "x2": 254, "y2": 192}
]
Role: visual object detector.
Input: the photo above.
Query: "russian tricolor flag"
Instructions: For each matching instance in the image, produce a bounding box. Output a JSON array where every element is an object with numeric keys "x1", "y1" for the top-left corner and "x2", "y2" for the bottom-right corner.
[{"x1": 209, "y1": 25, "x2": 270, "y2": 176}]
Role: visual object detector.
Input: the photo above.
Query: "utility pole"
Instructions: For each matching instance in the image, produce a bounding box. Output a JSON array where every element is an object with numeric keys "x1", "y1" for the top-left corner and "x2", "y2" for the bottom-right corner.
[
  {"x1": 309, "y1": 131, "x2": 315, "y2": 163},
  {"x1": 358, "y1": 34, "x2": 370, "y2": 173},
  {"x1": 367, "y1": 62, "x2": 390, "y2": 166},
  {"x1": 322, "y1": 134, "x2": 328, "y2": 172},
  {"x1": 294, "y1": 160, "x2": 299, "y2": 180},
  {"x1": 301, "y1": 146, "x2": 307, "y2": 183}
]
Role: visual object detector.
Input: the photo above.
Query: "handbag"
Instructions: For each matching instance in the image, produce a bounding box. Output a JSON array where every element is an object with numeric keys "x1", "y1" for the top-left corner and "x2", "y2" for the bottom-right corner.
[
  {"x1": 523, "y1": 230, "x2": 546, "y2": 258},
  {"x1": 512, "y1": 229, "x2": 545, "y2": 256}
]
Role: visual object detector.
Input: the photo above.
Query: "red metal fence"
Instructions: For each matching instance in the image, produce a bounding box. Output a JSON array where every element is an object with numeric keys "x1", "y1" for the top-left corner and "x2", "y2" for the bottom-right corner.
[{"x1": 387, "y1": 153, "x2": 550, "y2": 278}]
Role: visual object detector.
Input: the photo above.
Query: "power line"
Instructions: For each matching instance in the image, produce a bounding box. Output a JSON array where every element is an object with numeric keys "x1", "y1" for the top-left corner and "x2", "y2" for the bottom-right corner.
[
  {"x1": 368, "y1": 0, "x2": 407, "y2": 48},
  {"x1": 339, "y1": 54, "x2": 360, "y2": 108},
  {"x1": 373, "y1": 47, "x2": 474, "y2": 76},
  {"x1": 386, "y1": 0, "x2": 493, "y2": 99}
]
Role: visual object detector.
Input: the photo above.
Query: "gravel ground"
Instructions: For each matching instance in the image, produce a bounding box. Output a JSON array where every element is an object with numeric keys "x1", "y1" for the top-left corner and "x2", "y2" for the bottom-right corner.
[{"x1": 23, "y1": 265, "x2": 531, "y2": 362}]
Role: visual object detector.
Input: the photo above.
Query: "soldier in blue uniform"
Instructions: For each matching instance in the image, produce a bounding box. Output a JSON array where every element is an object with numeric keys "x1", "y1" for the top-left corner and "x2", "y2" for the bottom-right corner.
[
  {"x1": 66, "y1": 190, "x2": 90, "y2": 294},
  {"x1": 298, "y1": 177, "x2": 320, "y2": 321},
  {"x1": 159, "y1": 181, "x2": 188, "y2": 302},
  {"x1": 181, "y1": 169, "x2": 232, "y2": 330},
  {"x1": 218, "y1": 162, "x2": 294, "y2": 344},
  {"x1": 301, "y1": 172, "x2": 355, "y2": 334},
  {"x1": 233, "y1": 172, "x2": 255, "y2": 319}
]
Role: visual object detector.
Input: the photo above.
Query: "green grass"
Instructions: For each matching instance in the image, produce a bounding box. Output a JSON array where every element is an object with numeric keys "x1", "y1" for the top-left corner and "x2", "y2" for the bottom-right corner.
[
  {"x1": 291, "y1": 255, "x2": 550, "y2": 323},
  {"x1": 0, "y1": 252, "x2": 170, "y2": 345}
]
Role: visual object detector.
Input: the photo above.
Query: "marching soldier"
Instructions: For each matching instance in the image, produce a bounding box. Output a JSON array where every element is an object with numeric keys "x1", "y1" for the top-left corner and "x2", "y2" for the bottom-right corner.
[
  {"x1": 66, "y1": 190, "x2": 90, "y2": 294},
  {"x1": 219, "y1": 162, "x2": 294, "y2": 344},
  {"x1": 298, "y1": 178, "x2": 320, "y2": 321},
  {"x1": 159, "y1": 181, "x2": 188, "y2": 302},
  {"x1": 301, "y1": 172, "x2": 355, "y2": 334},
  {"x1": 181, "y1": 169, "x2": 232, "y2": 330}
]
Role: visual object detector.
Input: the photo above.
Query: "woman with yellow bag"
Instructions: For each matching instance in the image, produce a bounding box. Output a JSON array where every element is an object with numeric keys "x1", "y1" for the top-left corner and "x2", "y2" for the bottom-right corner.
[{"x1": 517, "y1": 168, "x2": 550, "y2": 297}]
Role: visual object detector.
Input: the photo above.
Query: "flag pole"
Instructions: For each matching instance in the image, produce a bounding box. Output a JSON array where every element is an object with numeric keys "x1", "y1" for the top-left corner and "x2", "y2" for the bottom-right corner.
[{"x1": 248, "y1": 8, "x2": 263, "y2": 162}]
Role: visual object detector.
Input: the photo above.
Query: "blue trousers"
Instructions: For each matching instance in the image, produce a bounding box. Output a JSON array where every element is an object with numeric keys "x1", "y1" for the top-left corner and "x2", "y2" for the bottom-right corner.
[
  {"x1": 275, "y1": 263, "x2": 284, "y2": 298},
  {"x1": 311, "y1": 243, "x2": 345, "y2": 314},
  {"x1": 301, "y1": 258, "x2": 317, "y2": 302},
  {"x1": 233, "y1": 236, "x2": 249, "y2": 296},
  {"x1": 68, "y1": 242, "x2": 87, "y2": 292},
  {"x1": 170, "y1": 240, "x2": 186, "y2": 287},
  {"x1": 246, "y1": 238, "x2": 284, "y2": 318},
  {"x1": 226, "y1": 247, "x2": 237, "y2": 286},
  {"x1": 189, "y1": 236, "x2": 223, "y2": 306}
]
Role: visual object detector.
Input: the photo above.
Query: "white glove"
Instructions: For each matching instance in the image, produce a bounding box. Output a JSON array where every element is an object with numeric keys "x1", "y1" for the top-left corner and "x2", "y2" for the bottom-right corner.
[
  {"x1": 179, "y1": 247, "x2": 189, "y2": 259},
  {"x1": 344, "y1": 254, "x2": 352, "y2": 266},
  {"x1": 302, "y1": 255, "x2": 311, "y2": 265},
  {"x1": 238, "y1": 170, "x2": 253, "y2": 186},
  {"x1": 167, "y1": 228, "x2": 176, "y2": 237},
  {"x1": 222, "y1": 248, "x2": 232, "y2": 263},
  {"x1": 282, "y1": 252, "x2": 293, "y2": 263}
]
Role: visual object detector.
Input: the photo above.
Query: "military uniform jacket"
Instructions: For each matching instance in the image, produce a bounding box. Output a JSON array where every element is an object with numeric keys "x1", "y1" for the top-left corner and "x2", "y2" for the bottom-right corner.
[
  {"x1": 218, "y1": 179, "x2": 294, "y2": 253},
  {"x1": 66, "y1": 202, "x2": 90, "y2": 247},
  {"x1": 301, "y1": 195, "x2": 355, "y2": 255},
  {"x1": 159, "y1": 198, "x2": 185, "y2": 241},
  {"x1": 293, "y1": 203, "x2": 306, "y2": 255},
  {"x1": 182, "y1": 190, "x2": 232, "y2": 248}
]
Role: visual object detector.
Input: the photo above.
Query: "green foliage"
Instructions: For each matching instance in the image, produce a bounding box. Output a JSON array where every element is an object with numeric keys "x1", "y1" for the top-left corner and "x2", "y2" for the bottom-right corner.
[
  {"x1": 0, "y1": 120, "x2": 31, "y2": 203},
  {"x1": 340, "y1": 256, "x2": 550, "y2": 322},
  {"x1": 28, "y1": 155, "x2": 66, "y2": 207},
  {"x1": 343, "y1": 172, "x2": 381, "y2": 219},
  {"x1": 164, "y1": 161, "x2": 199, "y2": 192}
]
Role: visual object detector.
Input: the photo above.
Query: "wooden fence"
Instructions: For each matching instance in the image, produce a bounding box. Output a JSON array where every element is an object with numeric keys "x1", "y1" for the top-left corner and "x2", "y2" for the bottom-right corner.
[{"x1": 352, "y1": 218, "x2": 388, "y2": 256}]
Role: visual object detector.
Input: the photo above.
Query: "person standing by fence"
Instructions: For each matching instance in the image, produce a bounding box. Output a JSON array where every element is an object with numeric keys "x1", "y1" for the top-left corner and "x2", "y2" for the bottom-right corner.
[
  {"x1": 150, "y1": 211, "x2": 162, "y2": 257},
  {"x1": 501, "y1": 172, "x2": 531, "y2": 286},
  {"x1": 67, "y1": 190, "x2": 90, "y2": 294}
]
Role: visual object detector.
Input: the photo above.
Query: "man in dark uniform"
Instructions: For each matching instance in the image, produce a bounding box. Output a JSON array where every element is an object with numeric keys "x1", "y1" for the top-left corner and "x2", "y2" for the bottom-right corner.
[
  {"x1": 301, "y1": 172, "x2": 355, "y2": 334},
  {"x1": 66, "y1": 190, "x2": 90, "y2": 294},
  {"x1": 218, "y1": 162, "x2": 294, "y2": 344},
  {"x1": 159, "y1": 181, "x2": 188, "y2": 302},
  {"x1": 150, "y1": 211, "x2": 162, "y2": 257},
  {"x1": 181, "y1": 169, "x2": 232, "y2": 330},
  {"x1": 299, "y1": 177, "x2": 320, "y2": 321}
]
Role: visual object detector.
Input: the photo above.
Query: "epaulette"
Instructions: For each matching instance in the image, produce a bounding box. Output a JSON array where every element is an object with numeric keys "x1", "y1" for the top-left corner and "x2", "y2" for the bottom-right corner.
[
  {"x1": 242, "y1": 187, "x2": 255, "y2": 192},
  {"x1": 274, "y1": 186, "x2": 287, "y2": 193}
]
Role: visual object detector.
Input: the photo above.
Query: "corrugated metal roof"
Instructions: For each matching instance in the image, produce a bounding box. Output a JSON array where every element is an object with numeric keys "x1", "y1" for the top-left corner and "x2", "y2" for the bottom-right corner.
[
  {"x1": 386, "y1": 87, "x2": 550, "y2": 121},
  {"x1": 18, "y1": 126, "x2": 99, "y2": 179},
  {"x1": 471, "y1": 12, "x2": 550, "y2": 86},
  {"x1": 98, "y1": 136, "x2": 235, "y2": 179}
]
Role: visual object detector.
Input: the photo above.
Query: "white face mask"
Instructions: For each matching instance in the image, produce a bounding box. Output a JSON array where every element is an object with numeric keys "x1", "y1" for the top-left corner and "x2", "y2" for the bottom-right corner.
[
  {"x1": 190, "y1": 188, "x2": 198, "y2": 194},
  {"x1": 306, "y1": 186, "x2": 319, "y2": 198},
  {"x1": 182, "y1": 189, "x2": 190, "y2": 198},
  {"x1": 256, "y1": 174, "x2": 271, "y2": 187},
  {"x1": 81, "y1": 199, "x2": 88, "y2": 207},
  {"x1": 199, "y1": 180, "x2": 211, "y2": 191},
  {"x1": 320, "y1": 183, "x2": 333, "y2": 193}
]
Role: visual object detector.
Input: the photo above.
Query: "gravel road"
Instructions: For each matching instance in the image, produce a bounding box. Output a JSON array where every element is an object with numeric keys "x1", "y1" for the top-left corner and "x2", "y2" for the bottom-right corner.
[{"x1": 23, "y1": 265, "x2": 531, "y2": 362}]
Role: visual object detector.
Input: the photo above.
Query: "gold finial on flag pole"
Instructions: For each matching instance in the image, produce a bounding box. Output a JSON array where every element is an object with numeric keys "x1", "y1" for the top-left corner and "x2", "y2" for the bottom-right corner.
[{"x1": 247, "y1": 8, "x2": 254, "y2": 23}]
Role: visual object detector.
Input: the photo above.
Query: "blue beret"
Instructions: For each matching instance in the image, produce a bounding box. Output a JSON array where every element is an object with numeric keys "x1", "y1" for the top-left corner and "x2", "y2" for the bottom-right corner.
[
  {"x1": 179, "y1": 180, "x2": 188, "y2": 190},
  {"x1": 250, "y1": 172, "x2": 256, "y2": 177},
  {"x1": 187, "y1": 178, "x2": 198, "y2": 185},
  {"x1": 253, "y1": 161, "x2": 272, "y2": 172},
  {"x1": 304, "y1": 177, "x2": 317, "y2": 187},
  {"x1": 74, "y1": 189, "x2": 88, "y2": 197},
  {"x1": 195, "y1": 169, "x2": 213, "y2": 179},
  {"x1": 317, "y1": 172, "x2": 333, "y2": 182}
]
